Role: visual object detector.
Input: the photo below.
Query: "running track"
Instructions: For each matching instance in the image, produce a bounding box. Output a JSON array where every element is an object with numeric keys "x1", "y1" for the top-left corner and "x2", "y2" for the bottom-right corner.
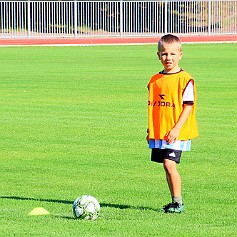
[{"x1": 0, "y1": 35, "x2": 237, "y2": 46}]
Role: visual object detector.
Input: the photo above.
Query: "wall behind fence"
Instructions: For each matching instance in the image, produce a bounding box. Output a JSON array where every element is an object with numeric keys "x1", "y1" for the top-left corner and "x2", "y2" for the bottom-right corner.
[{"x1": 0, "y1": 0, "x2": 236, "y2": 38}]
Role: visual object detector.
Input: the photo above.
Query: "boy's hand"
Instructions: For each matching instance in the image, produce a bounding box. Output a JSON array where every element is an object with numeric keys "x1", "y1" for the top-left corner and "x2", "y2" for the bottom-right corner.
[
  {"x1": 165, "y1": 104, "x2": 193, "y2": 144},
  {"x1": 165, "y1": 127, "x2": 180, "y2": 144}
]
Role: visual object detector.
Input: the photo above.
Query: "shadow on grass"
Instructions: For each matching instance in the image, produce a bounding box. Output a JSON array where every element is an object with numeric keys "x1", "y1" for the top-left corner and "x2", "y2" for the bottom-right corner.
[{"x1": 0, "y1": 195, "x2": 157, "y2": 212}]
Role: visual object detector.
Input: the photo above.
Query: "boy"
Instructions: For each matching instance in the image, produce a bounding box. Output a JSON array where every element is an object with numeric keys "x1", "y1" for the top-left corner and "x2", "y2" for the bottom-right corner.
[{"x1": 147, "y1": 34, "x2": 198, "y2": 213}]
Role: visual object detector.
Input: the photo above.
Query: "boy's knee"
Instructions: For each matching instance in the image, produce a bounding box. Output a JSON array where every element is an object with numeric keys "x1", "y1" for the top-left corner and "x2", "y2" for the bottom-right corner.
[{"x1": 163, "y1": 159, "x2": 177, "y2": 173}]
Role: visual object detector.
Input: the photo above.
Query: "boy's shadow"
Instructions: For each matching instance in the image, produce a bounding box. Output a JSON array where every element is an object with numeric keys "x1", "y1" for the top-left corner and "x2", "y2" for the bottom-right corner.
[{"x1": 0, "y1": 195, "x2": 157, "y2": 219}]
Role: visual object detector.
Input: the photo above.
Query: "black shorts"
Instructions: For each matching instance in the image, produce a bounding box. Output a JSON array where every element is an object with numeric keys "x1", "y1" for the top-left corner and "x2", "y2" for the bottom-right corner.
[{"x1": 151, "y1": 148, "x2": 182, "y2": 164}]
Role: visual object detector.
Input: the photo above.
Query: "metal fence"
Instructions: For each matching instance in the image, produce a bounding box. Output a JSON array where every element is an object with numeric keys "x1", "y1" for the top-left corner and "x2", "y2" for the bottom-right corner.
[{"x1": 0, "y1": 0, "x2": 236, "y2": 38}]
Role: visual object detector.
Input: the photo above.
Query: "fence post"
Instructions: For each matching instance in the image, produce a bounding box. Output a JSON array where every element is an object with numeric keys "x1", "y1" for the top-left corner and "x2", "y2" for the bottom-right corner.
[
  {"x1": 120, "y1": 0, "x2": 123, "y2": 37},
  {"x1": 74, "y1": 0, "x2": 78, "y2": 38},
  {"x1": 27, "y1": 0, "x2": 31, "y2": 38},
  {"x1": 164, "y1": 0, "x2": 168, "y2": 34},
  {"x1": 208, "y1": 0, "x2": 211, "y2": 35}
]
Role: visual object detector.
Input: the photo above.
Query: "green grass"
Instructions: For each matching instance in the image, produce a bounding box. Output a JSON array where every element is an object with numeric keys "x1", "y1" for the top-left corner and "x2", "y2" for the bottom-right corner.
[{"x1": 0, "y1": 43, "x2": 236, "y2": 237}]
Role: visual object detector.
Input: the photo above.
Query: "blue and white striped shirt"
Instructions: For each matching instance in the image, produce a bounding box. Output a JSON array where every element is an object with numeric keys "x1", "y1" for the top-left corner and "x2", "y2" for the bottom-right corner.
[{"x1": 149, "y1": 139, "x2": 191, "y2": 151}]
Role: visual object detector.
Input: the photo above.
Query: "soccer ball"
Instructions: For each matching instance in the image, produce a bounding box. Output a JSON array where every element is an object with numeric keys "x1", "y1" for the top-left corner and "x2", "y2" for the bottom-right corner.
[{"x1": 72, "y1": 195, "x2": 100, "y2": 220}]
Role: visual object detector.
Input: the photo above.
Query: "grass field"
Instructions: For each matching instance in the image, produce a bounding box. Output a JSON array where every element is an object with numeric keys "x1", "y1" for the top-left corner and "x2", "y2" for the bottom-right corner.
[{"x1": 0, "y1": 43, "x2": 236, "y2": 237}]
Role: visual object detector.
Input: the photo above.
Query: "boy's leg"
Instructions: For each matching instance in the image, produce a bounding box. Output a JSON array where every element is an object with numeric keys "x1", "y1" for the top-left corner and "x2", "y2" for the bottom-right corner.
[
  {"x1": 151, "y1": 148, "x2": 184, "y2": 212},
  {"x1": 163, "y1": 159, "x2": 181, "y2": 200},
  {"x1": 162, "y1": 158, "x2": 184, "y2": 213},
  {"x1": 165, "y1": 172, "x2": 174, "y2": 197}
]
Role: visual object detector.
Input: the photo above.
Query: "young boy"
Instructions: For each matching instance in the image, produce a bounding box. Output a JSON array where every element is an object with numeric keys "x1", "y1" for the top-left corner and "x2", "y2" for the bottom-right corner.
[{"x1": 147, "y1": 34, "x2": 198, "y2": 213}]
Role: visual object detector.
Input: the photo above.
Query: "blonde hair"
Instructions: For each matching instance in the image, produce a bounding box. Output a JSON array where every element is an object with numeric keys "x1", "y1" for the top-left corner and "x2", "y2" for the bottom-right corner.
[{"x1": 158, "y1": 34, "x2": 182, "y2": 52}]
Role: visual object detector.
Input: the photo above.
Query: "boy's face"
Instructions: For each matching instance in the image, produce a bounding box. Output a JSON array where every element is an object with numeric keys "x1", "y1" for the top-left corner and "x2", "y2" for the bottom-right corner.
[{"x1": 157, "y1": 43, "x2": 182, "y2": 73}]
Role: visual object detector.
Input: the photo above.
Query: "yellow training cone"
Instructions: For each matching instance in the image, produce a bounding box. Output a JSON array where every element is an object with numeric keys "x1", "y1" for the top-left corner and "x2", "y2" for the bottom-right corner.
[{"x1": 28, "y1": 207, "x2": 50, "y2": 216}]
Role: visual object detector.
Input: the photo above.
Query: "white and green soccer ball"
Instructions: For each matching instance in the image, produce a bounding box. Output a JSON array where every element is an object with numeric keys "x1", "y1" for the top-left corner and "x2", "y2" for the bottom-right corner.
[{"x1": 72, "y1": 195, "x2": 100, "y2": 220}]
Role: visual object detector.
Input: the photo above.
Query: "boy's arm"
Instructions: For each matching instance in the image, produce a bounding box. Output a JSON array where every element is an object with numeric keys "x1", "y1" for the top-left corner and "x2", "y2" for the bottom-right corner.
[{"x1": 165, "y1": 104, "x2": 193, "y2": 144}]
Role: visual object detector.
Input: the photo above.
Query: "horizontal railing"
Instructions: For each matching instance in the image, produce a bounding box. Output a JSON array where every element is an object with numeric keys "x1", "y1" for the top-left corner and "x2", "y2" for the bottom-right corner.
[{"x1": 0, "y1": 0, "x2": 236, "y2": 38}]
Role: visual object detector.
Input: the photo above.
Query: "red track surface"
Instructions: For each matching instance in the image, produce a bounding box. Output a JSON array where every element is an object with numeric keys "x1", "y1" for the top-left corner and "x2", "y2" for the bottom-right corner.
[{"x1": 0, "y1": 35, "x2": 237, "y2": 46}]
